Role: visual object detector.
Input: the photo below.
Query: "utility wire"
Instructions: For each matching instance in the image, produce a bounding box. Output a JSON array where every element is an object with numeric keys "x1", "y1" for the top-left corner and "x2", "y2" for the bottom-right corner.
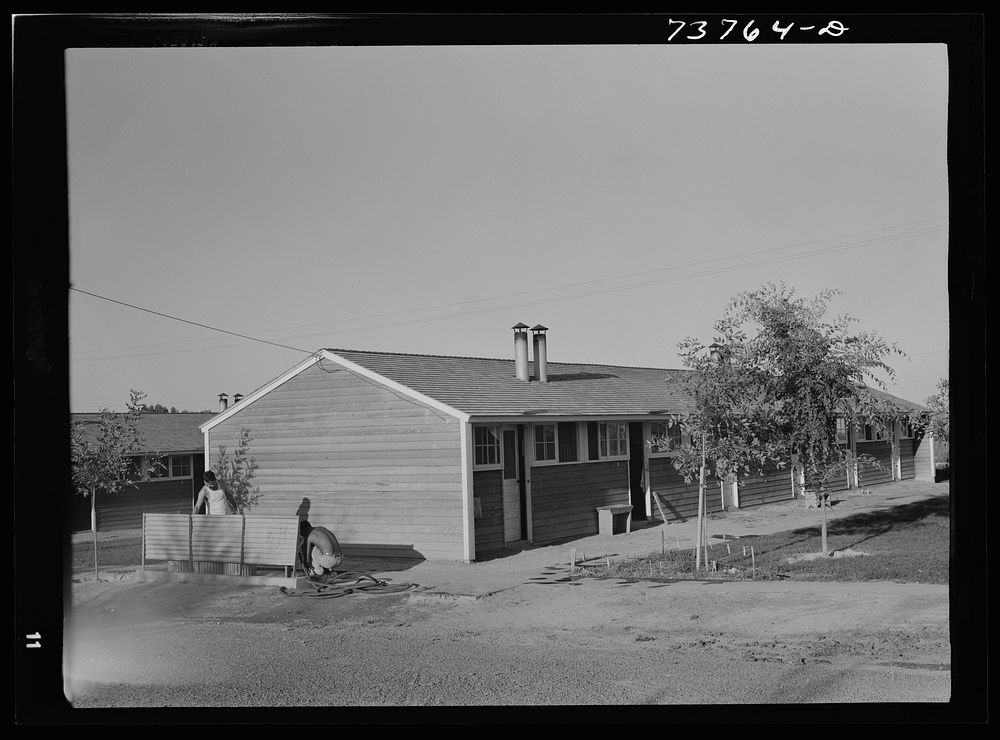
[
  {"x1": 335, "y1": 224, "x2": 947, "y2": 336},
  {"x1": 72, "y1": 217, "x2": 946, "y2": 357},
  {"x1": 197, "y1": 216, "x2": 953, "y2": 338},
  {"x1": 71, "y1": 220, "x2": 947, "y2": 362},
  {"x1": 69, "y1": 288, "x2": 314, "y2": 356}
]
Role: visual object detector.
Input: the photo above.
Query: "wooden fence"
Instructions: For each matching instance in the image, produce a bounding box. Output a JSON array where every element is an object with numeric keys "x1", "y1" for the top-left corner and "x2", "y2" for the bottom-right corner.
[{"x1": 141, "y1": 513, "x2": 300, "y2": 581}]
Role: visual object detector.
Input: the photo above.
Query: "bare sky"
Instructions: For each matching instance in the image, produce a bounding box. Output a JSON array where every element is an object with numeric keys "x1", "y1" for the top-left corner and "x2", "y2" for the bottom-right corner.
[{"x1": 66, "y1": 43, "x2": 949, "y2": 412}]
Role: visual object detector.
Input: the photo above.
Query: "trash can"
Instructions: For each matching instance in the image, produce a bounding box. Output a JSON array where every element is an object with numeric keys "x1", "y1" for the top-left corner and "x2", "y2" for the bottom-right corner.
[{"x1": 597, "y1": 504, "x2": 633, "y2": 536}]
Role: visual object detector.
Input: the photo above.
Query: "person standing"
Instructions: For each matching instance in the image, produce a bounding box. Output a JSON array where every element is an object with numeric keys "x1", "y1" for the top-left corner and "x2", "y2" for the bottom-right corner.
[{"x1": 193, "y1": 470, "x2": 233, "y2": 515}]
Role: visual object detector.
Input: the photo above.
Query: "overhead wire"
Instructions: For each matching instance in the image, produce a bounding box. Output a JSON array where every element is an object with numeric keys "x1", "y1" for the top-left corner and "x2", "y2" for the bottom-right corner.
[
  {"x1": 70, "y1": 218, "x2": 947, "y2": 361},
  {"x1": 156, "y1": 216, "x2": 954, "y2": 339}
]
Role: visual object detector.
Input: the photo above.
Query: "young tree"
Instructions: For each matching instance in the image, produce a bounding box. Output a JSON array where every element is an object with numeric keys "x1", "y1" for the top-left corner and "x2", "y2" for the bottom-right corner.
[
  {"x1": 214, "y1": 427, "x2": 260, "y2": 514},
  {"x1": 70, "y1": 390, "x2": 153, "y2": 579},
  {"x1": 665, "y1": 341, "x2": 791, "y2": 569},
  {"x1": 923, "y1": 377, "x2": 949, "y2": 468},
  {"x1": 925, "y1": 378, "x2": 949, "y2": 442},
  {"x1": 674, "y1": 284, "x2": 909, "y2": 557}
]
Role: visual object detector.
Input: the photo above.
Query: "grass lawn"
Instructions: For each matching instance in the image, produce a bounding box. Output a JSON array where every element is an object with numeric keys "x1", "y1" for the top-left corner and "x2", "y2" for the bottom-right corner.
[{"x1": 585, "y1": 493, "x2": 950, "y2": 584}]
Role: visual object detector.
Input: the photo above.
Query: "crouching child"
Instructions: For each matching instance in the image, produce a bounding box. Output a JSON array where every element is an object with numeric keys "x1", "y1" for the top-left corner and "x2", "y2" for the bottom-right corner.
[{"x1": 299, "y1": 521, "x2": 344, "y2": 576}]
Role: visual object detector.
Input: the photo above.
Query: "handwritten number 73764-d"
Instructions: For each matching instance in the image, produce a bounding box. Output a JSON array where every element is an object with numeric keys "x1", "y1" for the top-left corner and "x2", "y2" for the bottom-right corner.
[{"x1": 668, "y1": 19, "x2": 848, "y2": 43}]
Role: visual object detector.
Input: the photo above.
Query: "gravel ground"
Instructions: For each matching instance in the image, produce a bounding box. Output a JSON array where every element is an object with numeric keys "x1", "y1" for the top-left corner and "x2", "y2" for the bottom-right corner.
[
  {"x1": 63, "y1": 573, "x2": 950, "y2": 709},
  {"x1": 59, "y1": 480, "x2": 955, "y2": 713}
]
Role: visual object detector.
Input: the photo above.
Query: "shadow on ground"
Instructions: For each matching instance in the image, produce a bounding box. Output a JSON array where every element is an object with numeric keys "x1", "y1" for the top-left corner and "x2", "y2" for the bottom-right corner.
[{"x1": 736, "y1": 494, "x2": 950, "y2": 555}]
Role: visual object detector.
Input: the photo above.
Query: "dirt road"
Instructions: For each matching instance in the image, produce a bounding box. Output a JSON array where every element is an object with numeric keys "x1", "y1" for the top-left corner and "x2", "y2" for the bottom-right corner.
[{"x1": 64, "y1": 572, "x2": 949, "y2": 708}]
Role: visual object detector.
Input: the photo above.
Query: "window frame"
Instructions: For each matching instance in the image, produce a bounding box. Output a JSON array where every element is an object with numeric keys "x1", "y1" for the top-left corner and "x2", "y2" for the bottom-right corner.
[
  {"x1": 530, "y1": 422, "x2": 582, "y2": 467},
  {"x1": 648, "y1": 420, "x2": 683, "y2": 457},
  {"x1": 835, "y1": 416, "x2": 849, "y2": 445},
  {"x1": 533, "y1": 423, "x2": 558, "y2": 464},
  {"x1": 147, "y1": 453, "x2": 193, "y2": 480},
  {"x1": 473, "y1": 424, "x2": 503, "y2": 470},
  {"x1": 596, "y1": 421, "x2": 629, "y2": 461},
  {"x1": 861, "y1": 422, "x2": 887, "y2": 442}
]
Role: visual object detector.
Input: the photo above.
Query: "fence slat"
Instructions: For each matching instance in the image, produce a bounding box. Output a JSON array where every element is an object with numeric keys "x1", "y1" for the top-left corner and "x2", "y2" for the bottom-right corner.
[{"x1": 141, "y1": 513, "x2": 300, "y2": 568}]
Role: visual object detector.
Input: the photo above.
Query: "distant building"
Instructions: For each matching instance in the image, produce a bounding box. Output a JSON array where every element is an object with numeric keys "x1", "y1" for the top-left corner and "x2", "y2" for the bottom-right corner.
[
  {"x1": 201, "y1": 326, "x2": 931, "y2": 562},
  {"x1": 70, "y1": 412, "x2": 214, "y2": 532}
]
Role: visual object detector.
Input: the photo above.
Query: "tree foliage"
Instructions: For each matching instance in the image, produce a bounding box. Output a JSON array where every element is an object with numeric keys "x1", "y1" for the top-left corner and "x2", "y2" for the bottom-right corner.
[
  {"x1": 924, "y1": 378, "x2": 949, "y2": 443},
  {"x1": 70, "y1": 390, "x2": 152, "y2": 501},
  {"x1": 671, "y1": 284, "x2": 910, "y2": 554},
  {"x1": 70, "y1": 389, "x2": 155, "y2": 576},
  {"x1": 215, "y1": 427, "x2": 260, "y2": 515}
]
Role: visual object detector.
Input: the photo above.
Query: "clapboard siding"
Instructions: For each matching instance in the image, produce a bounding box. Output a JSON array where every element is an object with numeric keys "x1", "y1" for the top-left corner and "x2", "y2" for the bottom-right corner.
[
  {"x1": 208, "y1": 363, "x2": 464, "y2": 560},
  {"x1": 899, "y1": 438, "x2": 916, "y2": 480},
  {"x1": 738, "y1": 461, "x2": 797, "y2": 508},
  {"x1": 856, "y1": 441, "x2": 894, "y2": 487},
  {"x1": 824, "y1": 457, "x2": 852, "y2": 493},
  {"x1": 912, "y1": 433, "x2": 934, "y2": 480},
  {"x1": 473, "y1": 470, "x2": 504, "y2": 556},
  {"x1": 529, "y1": 461, "x2": 629, "y2": 544},
  {"x1": 95, "y1": 479, "x2": 196, "y2": 531},
  {"x1": 648, "y1": 457, "x2": 724, "y2": 522}
]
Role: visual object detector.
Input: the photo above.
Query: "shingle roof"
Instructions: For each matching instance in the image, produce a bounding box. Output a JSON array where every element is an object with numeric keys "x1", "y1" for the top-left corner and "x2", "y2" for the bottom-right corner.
[
  {"x1": 867, "y1": 388, "x2": 927, "y2": 414},
  {"x1": 328, "y1": 349, "x2": 926, "y2": 419},
  {"x1": 329, "y1": 349, "x2": 696, "y2": 418},
  {"x1": 71, "y1": 413, "x2": 214, "y2": 452}
]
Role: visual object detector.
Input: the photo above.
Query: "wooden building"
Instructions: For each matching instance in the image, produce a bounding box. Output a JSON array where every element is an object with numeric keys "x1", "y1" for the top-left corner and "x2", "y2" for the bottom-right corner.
[
  {"x1": 200, "y1": 327, "x2": 929, "y2": 562},
  {"x1": 70, "y1": 412, "x2": 213, "y2": 532}
]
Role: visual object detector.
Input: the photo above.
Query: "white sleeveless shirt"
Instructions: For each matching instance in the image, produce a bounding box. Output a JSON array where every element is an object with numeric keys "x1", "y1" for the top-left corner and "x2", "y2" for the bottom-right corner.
[{"x1": 207, "y1": 487, "x2": 231, "y2": 515}]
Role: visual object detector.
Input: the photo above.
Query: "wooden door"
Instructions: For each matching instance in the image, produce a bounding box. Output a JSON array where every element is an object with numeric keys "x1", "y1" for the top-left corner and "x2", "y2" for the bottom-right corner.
[{"x1": 502, "y1": 426, "x2": 522, "y2": 543}]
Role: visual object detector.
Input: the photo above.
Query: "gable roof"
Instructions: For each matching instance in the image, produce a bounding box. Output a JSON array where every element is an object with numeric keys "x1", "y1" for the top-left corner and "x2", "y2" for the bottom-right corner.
[
  {"x1": 327, "y1": 349, "x2": 696, "y2": 418},
  {"x1": 200, "y1": 347, "x2": 927, "y2": 426},
  {"x1": 71, "y1": 412, "x2": 214, "y2": 453},
  {"x1": 328, "y1": 349, "x2": 926, "y2": 418},
  {"x1": 866, "y1": 388, "x2": 927, "y2": 415}
]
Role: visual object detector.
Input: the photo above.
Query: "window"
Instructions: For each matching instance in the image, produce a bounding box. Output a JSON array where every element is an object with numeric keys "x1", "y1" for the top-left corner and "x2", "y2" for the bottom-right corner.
[
  {"x1": 170, "y1": 455, "x2": 192, "y2": 477},
  {"x1": 588, "y1": 423, "x2": 600, "y2": 460},
  {"x1": 534, "y1": 424, "x2": 556, "y2": 462},
  {"x1": 900, "y1": 419, "x2": 914, "y2": 438},
  {"x1": 650, "y1": 421, "x2": 682, "y2": 454},
  {"x1": 474, "y1": 425, "x2": 501, "y2": 467},
  {"x1": 148, "y1": 454, "x2": 192, "y2": 479},
  {"x1": 598, "y1": 421, "x2": 628, "y2": 459},
  {"x1": 127, "y1": 456, "x2": 143, "y2": 479},
  {"x1": 557, "y1": 422, "x2": 578, "y2": 462},
  {"x1": 862, "y1": 423, "x2": 885, "y2": 442},
  {"x1": 532, "y1": 422, "x2": 579, "y2": 464},
  {"x1": 835, "y1": 417, "x2": 848, "y2": 445}
]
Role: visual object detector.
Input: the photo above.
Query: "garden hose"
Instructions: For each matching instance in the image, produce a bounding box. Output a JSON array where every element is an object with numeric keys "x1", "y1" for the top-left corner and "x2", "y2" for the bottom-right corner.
[{"x1": 280, "y1": 561, "x2": 416, "y2": 599}]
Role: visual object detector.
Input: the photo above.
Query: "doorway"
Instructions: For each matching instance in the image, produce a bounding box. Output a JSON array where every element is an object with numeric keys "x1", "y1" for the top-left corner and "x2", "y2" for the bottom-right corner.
[
  {"x1": 502, "y1": 425, "x2": 524, "y2": 543},
  {"x1": 628, "y1": 422, "x2": 647, "y2": 520}
]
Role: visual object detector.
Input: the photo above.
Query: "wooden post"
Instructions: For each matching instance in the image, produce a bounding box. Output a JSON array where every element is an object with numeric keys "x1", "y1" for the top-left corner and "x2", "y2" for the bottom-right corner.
[
  {"x1": 570, "y1": 547, "x2": 576, "y2": 574},
  {"x1": 141, "y1": 514, "x2": 146, "y2": 572},
  {"x1": 188, "y1": 513, "x2": 194, "y2": 568},
  {"x1": 695, "y1": 432, "x2": 706, "y2": 571},
  {"x1": 653, "y1": 491, "x2": 668, "y2": 524},
  {"x1": 240, "y1": 515, "x2": 246, "y2": 571},
  {"x1": 821, "y1": 490, "x2": 829, "y2": 556},
  {"x1": 702, "y1": 509, "x2": 709, "y2": 567},
  {"x1": 91, "y1": 488, "x2": 98, "y2": 581}
]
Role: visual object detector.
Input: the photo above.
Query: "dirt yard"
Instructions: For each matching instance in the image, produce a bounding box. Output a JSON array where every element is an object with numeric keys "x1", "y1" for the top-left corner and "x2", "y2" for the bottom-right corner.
[{"x1": 63, "y1": 570, "x2": 950, "y2": 709}]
